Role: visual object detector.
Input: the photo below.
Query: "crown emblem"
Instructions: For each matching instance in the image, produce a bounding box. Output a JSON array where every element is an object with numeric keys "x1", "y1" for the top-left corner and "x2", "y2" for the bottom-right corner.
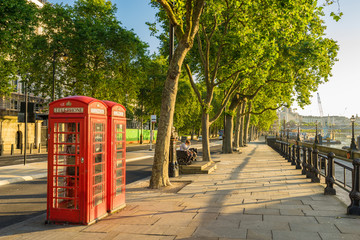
[{"x1": 66, "y1": 101, "x2": 72, "y2": 106}]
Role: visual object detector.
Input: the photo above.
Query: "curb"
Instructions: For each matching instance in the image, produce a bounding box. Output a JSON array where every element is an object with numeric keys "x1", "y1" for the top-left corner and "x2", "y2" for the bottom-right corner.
[{"x1": 0, "y1": 172, "x2": 48, "y2": 186}]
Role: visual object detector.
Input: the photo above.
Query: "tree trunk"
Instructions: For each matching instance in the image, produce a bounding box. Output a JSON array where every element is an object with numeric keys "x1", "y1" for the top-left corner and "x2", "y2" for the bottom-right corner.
[
  {"x1": 201, "y1": 111, "x2": 212, "y2": 162},
  {"x1": 150, "y1": 42, "x2": 189, "y2": 189},
  {"x1": 233, "y1": 103, "x2": 243, "y2": 149},
  {"x1": 239, "y1": 100, "x2": 247, "y2": 147},
  {"x1": 223, "y1": 112, "x2": 234, "y2": 153},
  {"x1": 243, "y1": 102, "x2": 252, "y2": 146}
]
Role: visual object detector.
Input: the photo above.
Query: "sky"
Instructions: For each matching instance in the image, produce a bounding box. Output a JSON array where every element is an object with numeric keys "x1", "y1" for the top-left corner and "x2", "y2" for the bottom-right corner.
[{"x1": 49, "y1": 0, "x2": 360, "y2": 118}]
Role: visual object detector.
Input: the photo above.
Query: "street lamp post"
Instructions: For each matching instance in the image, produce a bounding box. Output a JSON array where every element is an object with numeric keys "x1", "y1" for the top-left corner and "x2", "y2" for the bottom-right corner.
[
  {"x1": 315, "y1": 121, "x2": 319, "y2": 144},
  {"x1": 350, "y1": 115, "x2": 357, "y2": 150},
  {"x1": 297, "y1": 124, "x2": 300, "y2": 142}
]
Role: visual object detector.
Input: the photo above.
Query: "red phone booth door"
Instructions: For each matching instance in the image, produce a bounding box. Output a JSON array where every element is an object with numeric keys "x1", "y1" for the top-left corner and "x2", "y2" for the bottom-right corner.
[
  {"x1": 49, "y1": 120, "x2": 82, "y2": 223},
  {"x1": 112, "y1": 119, "x2": 126, "y2": 207},
  {"x1": 89, "y1": 118, "x2": 107, "y2": 220}
]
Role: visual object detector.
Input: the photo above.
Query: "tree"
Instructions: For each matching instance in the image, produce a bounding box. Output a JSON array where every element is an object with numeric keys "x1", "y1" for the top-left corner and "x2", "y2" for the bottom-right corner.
[
  {"x1": 150, "y1": 0, "x2": 205, "y2": 189},
  {"x1": 0, "y1": 0, "x2": 39, "y2": 96}
]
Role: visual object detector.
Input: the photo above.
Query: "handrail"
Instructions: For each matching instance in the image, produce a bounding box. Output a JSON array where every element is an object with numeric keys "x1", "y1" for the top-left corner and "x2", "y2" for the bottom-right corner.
[{"x1": 267, "y1": 136, "x2": 360, "y2": 216}]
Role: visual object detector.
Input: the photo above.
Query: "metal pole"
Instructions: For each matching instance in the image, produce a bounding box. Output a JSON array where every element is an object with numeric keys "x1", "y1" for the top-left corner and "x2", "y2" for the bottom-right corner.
[
  {"x1": 149, "y1": 120, "x2": 153, "y2": 151},
  {"x1": 351, "y1": 117, "x2": 357, "y2": 150},
  {"x1": 24, "y1": 81, "x2": 28, "y2": 165},
  {"x1": 52, "y1": 51, "x2": 56, "y2": 102}
]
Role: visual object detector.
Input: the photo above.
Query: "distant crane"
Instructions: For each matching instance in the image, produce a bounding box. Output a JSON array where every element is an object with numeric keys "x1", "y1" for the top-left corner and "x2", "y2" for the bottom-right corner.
[
  {"x1": 317, "y1": 93, "x2": 324, "y2": 118},
  {"x1": 317, "y1": 93, "x2": 330, "y2": 139}
]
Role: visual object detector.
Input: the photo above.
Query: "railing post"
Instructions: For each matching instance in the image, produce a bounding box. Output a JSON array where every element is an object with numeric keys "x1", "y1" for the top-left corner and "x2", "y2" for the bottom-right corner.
[
  {"x1": 292, "y1": 145, "x2": 296, "y2": 165},
  {"x1": 348, "y1": 158, "x2": 360, "y2": 215},
  {"x1": 302, "y1": 146, "x2": 307, "y2": 175},
  {"x1": 296, "y1": 145, "x2": 301, "y2": 169},
  {"x1": 312, "y1": 149, "x2": 320, "y2": 183},
  {"x1": 307, "y1": 147, "x2": 313, "y2": 179},
  {"x1": 288, "y1": 144, "x2": 292, "y2": 162},
  {"x1": 324, "y1": 152, "x2": 336, "y2": 195}
]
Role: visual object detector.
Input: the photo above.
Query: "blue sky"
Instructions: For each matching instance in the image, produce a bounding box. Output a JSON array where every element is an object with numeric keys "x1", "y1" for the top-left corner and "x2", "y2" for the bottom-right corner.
[{"x1": 49, "y1": 0, "x2": 360, "y2": 118}]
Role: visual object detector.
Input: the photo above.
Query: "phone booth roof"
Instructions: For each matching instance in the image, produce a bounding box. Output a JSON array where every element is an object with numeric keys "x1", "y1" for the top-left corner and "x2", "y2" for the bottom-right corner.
[
  {"x1": 102, "y1": 100, "x2": 126, "y2": 118},
  {"x1": 49, "y1": 96, "x2": 107, "y2": 116}
]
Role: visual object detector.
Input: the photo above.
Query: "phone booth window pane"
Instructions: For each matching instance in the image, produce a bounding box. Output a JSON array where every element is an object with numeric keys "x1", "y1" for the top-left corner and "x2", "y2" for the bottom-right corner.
[
  {"x1": 116, "y1": 133, "x2": 122, "y2": 141},
  {"x1": 116, "y1": 169, "x2": 122, "y2": 178},
  {"x1": 116, "y1": 186, "x2": 122, "y2": 195},
  {"x1": 116, "y1": 177, "x2": 122, "y2": 186},
  {"x1": 116, "y1": 151, "x2": 123, "y2": 160},
  {"x1": 116, "y1": 143, "x2": 123, "y2": 150},
  {"x1": 94, "y1": 164, "x2": 103, "y2": 174},
  {"x1": 116, "y1": 160, "x2": 123, "y2": 168},
  {"x1": 94, "y1": 154, "x2": 103, "y2": 163},
  {"x1": 94, "y1": 133, "x2": 104, "y2": 142},
  {"x1": 94, "y1": 123, "x2": 104, "y2": 132},
  {"x1": 116, "y1": 124, "x2": 123, "y2": 132},
  {"x1": 94, "y1": 144, "x2": 103, "y2": 153},
  {"x1": 94, "y1": 175, "x2": 103, "y2": 184}
]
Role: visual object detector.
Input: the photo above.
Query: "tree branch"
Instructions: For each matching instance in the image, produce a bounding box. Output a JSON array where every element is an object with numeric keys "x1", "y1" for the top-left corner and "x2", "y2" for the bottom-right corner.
[{"x1": 185, "y1": 64, "x2": 203, "y2": 105}]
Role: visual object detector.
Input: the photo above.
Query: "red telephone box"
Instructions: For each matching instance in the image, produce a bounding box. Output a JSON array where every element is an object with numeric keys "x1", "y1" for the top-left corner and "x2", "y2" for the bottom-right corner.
[
  {"x1": 102, "y1": 101, "x2": 126, "y2": 213},
  {"x1": 47, "y1": 96, "x2": 108, "y2": 225}
]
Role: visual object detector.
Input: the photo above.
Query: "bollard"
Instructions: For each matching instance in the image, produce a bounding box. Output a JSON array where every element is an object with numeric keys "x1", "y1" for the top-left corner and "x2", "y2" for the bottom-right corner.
[
  {"x1": 312, "y1": 149, "x2": 320, "y2": 183},
  {"x1": 292, "y1": 145, "x2": 296, "y2": 166},
  {"x1": 302, "y1": 147, "x2": 307, "y2": 175},
  {"x1": 296, "y1": 145, "x2": 301, "y2": 169},
  {"x1": 168, "y1": 137, "x2": 179, "y2": 177},
  {"x1": 11, "y1": 144, "x2": 14, "y2": 155},
  {"x1": 0, "y1": 144, "x2": 3, "y2": 156},
  {"x1": 347, "y1": 158, "x2": 360, "y2": 215},
  {"x1": 307, "y1": 147, "x2": 313, "y2": 179},
  {"x1": 30, "y1": 143, "x2": 33, "y2": 154},
  {"x1": 38, "y1": 143, "x2": 41, "y2": 153},
  {"x1": 288, "y1": 144, "x2": 292, "y2": 162},
  {"x1": 324, "y1": 152, "x2": 336, "y2": 195},
  {"x1": 20, "y1": 143, "x2": 23, "y2": 155}
]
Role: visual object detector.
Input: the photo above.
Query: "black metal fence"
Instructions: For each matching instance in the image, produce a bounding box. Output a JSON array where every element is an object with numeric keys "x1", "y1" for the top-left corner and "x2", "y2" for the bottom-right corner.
[{"x1": 267, "y1": 138, "x2": 360, "y2": 216}]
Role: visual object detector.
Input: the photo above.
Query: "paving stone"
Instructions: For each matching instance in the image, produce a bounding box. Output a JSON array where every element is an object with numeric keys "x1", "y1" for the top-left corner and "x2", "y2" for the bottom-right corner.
[
  {"x1": 193, "y1": 226, "x2": 247, "y2": 239},
  {"x1": 263, "y1": 215, "x2": 318, "y2": 224},
  {"x1": 244, "y1": 207, "x2": 280, "y2": 215},
  {"x1": 272, "y1": 230, "x2": 321, "y2": 240},
  {"x1": 319, "y1": 232, "x2": 360, "y2": 240},
  {"x1": 239, "y1": 220, "x2": 290, "y2": 231},
  {"x1": 289, "y1": 222, "x2": 340, "y2": 233},
  {"x1": 246, "y1": 229, "x2": 272, "y2": 240},
  {"x1": 279, "y1": 209, "x2": 305, "y2": 216}
]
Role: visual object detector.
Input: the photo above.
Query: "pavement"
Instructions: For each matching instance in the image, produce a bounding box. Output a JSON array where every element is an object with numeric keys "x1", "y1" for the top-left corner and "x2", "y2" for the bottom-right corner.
[{"x1": 1, "y1": 140, "x2": 360, "y2": 239}]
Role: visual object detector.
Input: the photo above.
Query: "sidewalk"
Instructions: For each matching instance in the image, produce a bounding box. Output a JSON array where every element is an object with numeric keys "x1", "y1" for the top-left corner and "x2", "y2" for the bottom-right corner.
[{"x1": 1, "y1": 141, "x2": 360, "y2": 239}]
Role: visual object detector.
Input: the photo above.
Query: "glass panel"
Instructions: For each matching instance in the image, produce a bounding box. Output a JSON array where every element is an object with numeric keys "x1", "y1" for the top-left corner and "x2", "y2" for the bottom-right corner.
[
  {"x1": 57, "y1": 155, "x2": 76, "y2": 165},
  {"x1": 58, "y1": 133, "x2": 76, "y2": 143},
  {"x1": 57, "y1": 198, "x2": 76, "y2": 209},
  {"x1": 94, "y1": 164, "x2": 103, "y2": 174},
  {"x1": 116, "y1": 124, "x2": 123, "y2": 132},
  {"x1": 56, "y1": 166, "x2": 76, "y2": 176},
  {"x1": 116, "y1": 187, "x2": 122, "y2": 196},
  {"x1": 116, "y1": 177, "x2": 122, "y2": 186},
  {"x1": 94, "y1": 194, "x2": 103, "y2": 206},
  {"x1": 116, "y1": 151, "x2": 123, "y2": 160},
  {"x1": 116, "y1": 169, "x2": 122, "y2": 178},
  {"x1": 94, "y1": 133, "x2": 103, "y2": 142},
  {"x1": 76, "y1": 134, "x2": 80, "y2": 143},
  {"x1": 77, "y1": 123, "x2": 80, "y2": 132},
  {"x1": 116, "y1": 133, "x2": 122, "y2": 141},
  {"x1": 94, "y1": 123, "x2": 104, "y2": 132},
  {"x1": 116, "y1": 143, "x2": 123, "y2": 150},
  {"x1": 57, "y1": 123, "x2": 76, "y2": 133},
  {"x1": 94, "y1": 175, "x2": 103, "y2": 184},
  {"x1": 94, "y1": 154, "x2": 103, "y2": 163},
  {"x1": 116, "y1": 160, "x2": 123, "y2": 168},
  {"x1": 54, "y1": 133, "x2": 57, "y2": 143},
  {"x1": 94, "y1": 184, "x2": 103, "y2": 195},
  {"x1": 94, "y1": 144, "x2": 103, "y2": 153}
]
